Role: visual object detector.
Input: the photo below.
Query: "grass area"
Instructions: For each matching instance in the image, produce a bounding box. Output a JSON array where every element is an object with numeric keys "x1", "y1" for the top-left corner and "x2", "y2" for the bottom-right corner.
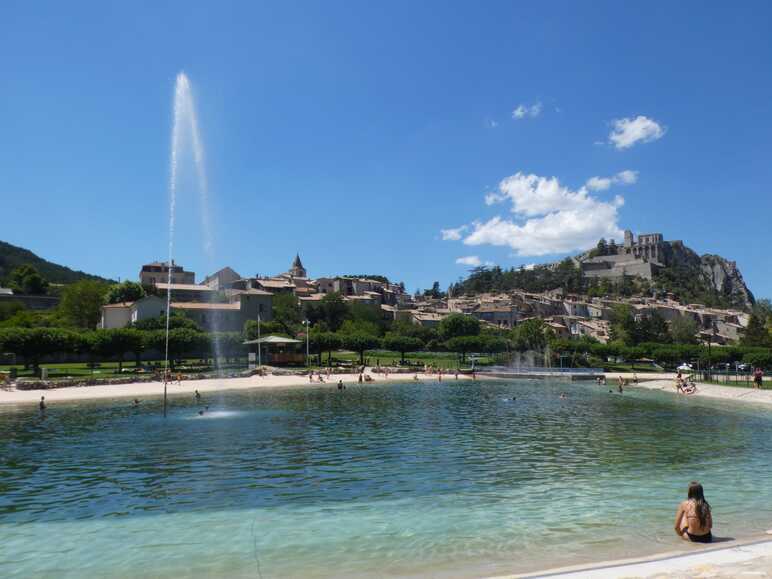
[
  {"x1": 0, "y1": 359, "x2": 244, "y2": 380},
  {"x1": 0, "y1": 350, "x2": 497, "y2": 380},
  {"x1": 602, "y1": 363, "x2": 664, "y2": 373}
]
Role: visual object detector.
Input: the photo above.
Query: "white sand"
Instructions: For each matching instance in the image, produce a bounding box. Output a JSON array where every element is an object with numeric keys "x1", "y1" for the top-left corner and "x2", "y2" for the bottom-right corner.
[
  {"x1": 503, "y1": 537, "x2": 772, "y2": 578},
  {"x1": 630, "y1": 376, "x2": 772, "y2": 407},
  {"x1": 0, "y1": 370, "x2": 467, "y2": 407}
]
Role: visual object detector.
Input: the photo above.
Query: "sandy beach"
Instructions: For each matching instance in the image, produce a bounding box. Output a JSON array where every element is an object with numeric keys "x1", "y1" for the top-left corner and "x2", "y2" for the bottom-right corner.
[
  {"x1": 0, "y1": 370, "x2": 468, "y2": 407},
  {"x1": 506, "y1": 536, "x2": 772, "y2": 578},
  {"x1": 618, "y1": 373, "x2": 772, "y2": 407}
]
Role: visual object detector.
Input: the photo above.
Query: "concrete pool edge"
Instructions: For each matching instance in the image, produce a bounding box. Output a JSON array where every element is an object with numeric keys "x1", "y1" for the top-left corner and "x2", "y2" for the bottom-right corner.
[{"x1": 498, "y1": 536, "x2": 772, "y2": 578}]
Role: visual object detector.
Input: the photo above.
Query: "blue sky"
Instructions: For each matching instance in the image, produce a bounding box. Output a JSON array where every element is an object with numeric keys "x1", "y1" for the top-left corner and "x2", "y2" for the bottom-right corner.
[{"x1": 1, "y1": 1, "x2": 771, "y2": 297}]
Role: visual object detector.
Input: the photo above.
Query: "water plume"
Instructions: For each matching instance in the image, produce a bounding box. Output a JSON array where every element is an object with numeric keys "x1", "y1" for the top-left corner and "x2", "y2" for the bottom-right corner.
[{"x1": 164, "y1": 72, "x2": 222, "y2": 403}]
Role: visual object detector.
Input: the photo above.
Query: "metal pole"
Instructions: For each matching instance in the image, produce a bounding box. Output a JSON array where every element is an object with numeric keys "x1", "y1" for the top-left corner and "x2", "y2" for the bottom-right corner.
[
  {"x1": 305, "y1": 320, "x2": 310, "y2": 366},
  {"x1": 257, "y1": 314, "x2": 262, "y2": 368}
]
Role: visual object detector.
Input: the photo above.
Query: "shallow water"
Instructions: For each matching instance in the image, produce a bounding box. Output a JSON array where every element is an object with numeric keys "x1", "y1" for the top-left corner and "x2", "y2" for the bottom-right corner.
[{"x1": 1, "y1": 380, "x2": 772, "y2": 578}]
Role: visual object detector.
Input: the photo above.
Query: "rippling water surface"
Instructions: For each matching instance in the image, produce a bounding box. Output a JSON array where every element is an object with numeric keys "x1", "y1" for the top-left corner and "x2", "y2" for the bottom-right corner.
[{"x1": 2, "y1": 380, "x2": 772, "y2": 578}]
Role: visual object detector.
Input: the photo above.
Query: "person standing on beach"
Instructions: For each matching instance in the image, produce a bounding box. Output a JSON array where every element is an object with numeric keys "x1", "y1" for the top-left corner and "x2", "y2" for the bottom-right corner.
[
  {"x1": 195, "y1": 390, "x2": 201, "y2": 402},
  {"x1": 754, "y1": 368, "x2": 763, "y2": 389}
]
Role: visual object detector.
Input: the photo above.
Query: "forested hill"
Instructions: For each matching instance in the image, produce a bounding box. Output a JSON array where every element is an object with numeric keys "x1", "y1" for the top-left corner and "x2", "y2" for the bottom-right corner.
[
  {"x1": 450, "y1": 242, "x2": 754, "y2": 311},
  {"x1": 0, "y1": 240, "x2": 113, "y2": 285}
]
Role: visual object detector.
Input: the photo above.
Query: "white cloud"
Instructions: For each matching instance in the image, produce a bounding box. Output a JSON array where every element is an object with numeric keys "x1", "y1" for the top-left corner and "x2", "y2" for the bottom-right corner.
[
  {"x1": 585, "y1": 169, "x2": 638, "y2": 191},
  {"x1": 452, "y1": 172, "x2": 625, "y2": 257},
  {"x1": 512, "y1": 101, "x2": 542, "y2": 120},
  {"x1": 608, "y1": 116, "x2": 665, "y2": 149},
  {"x1": 485, "y1": 119, "x2": 498, "y2": 129},
  {"x1": 456, "y1": 256, "x2": 482, "y2": 266},
  {"x1": 440, "y1": 225, "x2": 468, "y2": 241}
]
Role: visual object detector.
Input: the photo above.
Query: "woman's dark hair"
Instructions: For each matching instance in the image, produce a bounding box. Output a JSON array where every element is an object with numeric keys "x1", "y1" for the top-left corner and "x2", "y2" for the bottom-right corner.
[{"x1": 688, "y1": 481, "x2": 711, "y2": 528}]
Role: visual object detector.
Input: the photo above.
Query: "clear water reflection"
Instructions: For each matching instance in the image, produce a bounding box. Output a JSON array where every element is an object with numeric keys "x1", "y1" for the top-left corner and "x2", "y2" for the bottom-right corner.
[{"x1": 1, "y1": 380, "x2": 771, "y2": 577}]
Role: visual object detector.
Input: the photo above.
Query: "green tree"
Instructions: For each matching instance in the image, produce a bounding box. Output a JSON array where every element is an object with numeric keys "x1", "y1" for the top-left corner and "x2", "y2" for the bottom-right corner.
[
  {"x1": 105, "y1": 281, "x2": 146, "y2": 304},
  {"x1": 438, "y1": 313, "x2": 480, "y2": 340},
  {"x1": 342, "y1": 331, "x2": 380, "y2": 365},
  {"x1": 445, "y1": 335, "x2": 485, "y2": 363},
  {"x1": 0, "y1": 301, "x2": 25, "y2": 322},
  {"x1": 382, "y1": 333, "x2": 424, "y2": 363},
  {"x1": 609, "y1": 304, "x2": 637, "y2": 346},
  {"x1": 8, "y1": 264, "x2": 49, "y2": 295},
  {"x1": 89, "y1": 328, "x2": 145, "y2": 372},
  {"x1": 309, "y1": 330, "x2": 342, "y2": 365},
  {"x1": 132, "y1": 311, "x2": 200, "y2": 331},
  {"x1": 511, "y1": 318, "x2": 551, "y2": 351},
  {"x1": 0, "y1": 327, "x2": 79, "y2": 372},
  {"x1": 143, "y1": 328, "x2": 203, "y2": 370},
  {"x1": 390, "y1": 320, "x2": 438, "y2": 343},
  {"x1": 59, "y1": 280, "x2": 108, "y2": 329},
  {"x1": 743, "y1": 351, "x2": 772, "y2": 370},
  {"x1": 211, "y1": 332, "x2": 246, "y2": 362},
  {"x1": 314, "y1": 292, "x2": 349, "y2": 332},
  {"x1": 638, "y1": 311, "x2": 671, "y2": 344},
  {"x1": 588, "y1": 238, "x2": 608, "y2": 258},
  {"x1": 742, "y1": 312, "x2": 771, "y2": 347},
  {"x1": 272, "y1": 293, "x2": 303, "y2": 334},
  {"x1": 423, "y1": 281, "x2": 444, "y2": 299},
  {"x1": 243, "y1": 319, "x2": 287, "y2": 340},
  {"x1": 670, "y1": 316, "x2": 698, "y2": 344}
]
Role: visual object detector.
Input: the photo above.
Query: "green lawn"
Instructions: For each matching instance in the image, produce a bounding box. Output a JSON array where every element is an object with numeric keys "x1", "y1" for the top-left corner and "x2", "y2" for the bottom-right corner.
[{"x1": 1, "y1": 350, "x2": 497, "y2": 380}]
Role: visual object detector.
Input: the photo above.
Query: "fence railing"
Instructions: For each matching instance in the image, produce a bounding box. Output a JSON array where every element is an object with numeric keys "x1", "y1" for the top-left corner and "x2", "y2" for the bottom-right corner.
[{"x1": 482, "y1": 366, "x2": 604, "y2": 375}]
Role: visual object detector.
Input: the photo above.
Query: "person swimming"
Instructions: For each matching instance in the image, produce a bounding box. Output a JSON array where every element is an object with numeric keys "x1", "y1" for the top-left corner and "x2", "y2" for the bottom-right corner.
[
  {"x1": 132, "y1": 398, "x2": 140, "y2": 407},
  {"x1": 39, "y1": 396, "x2": 46, "y2": 411},
  {"x1": 674, "y1": 481, "x2": 712, "y2": 543}
]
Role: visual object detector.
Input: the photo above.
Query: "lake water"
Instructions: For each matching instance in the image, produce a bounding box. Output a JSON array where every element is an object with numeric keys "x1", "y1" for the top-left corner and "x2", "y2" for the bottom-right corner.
[{"x1": 2, "y1": 379, "x2": 772, "y2": 578}]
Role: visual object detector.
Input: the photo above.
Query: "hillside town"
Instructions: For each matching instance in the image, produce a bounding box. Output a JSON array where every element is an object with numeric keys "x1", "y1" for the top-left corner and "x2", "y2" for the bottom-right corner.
[{"x1": 91, "y1": 246, "x2": 750, "y2": 346}]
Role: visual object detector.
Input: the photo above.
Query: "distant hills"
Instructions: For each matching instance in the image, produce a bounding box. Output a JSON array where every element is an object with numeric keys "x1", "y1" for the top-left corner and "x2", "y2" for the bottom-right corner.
[
  {"x1": 0, "y1": 240, "x2": 114, "y2": 286},
  {"x1": 450, "y1": 236, "x2": 754, "y2": 311}
]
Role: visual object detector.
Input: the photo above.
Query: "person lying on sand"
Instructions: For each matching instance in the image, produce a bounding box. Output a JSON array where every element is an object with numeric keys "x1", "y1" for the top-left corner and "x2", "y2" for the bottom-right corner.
[{"x1": 675, "y1": 481, "x2": 712, "y2": 543}]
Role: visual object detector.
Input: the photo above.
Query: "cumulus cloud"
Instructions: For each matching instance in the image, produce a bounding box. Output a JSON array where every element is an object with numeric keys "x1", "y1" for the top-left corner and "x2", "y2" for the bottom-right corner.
[
  {"x1": 444, "y1": 172, "x2": 625, "y2": 257},
  {"x1": 512, "y1": 102, "x2": 542, "y2": 119},
  {"x1": 608, "y1": 116, "x2": 665, "y2": 149},
  {"x1": 456, "y1": 256, "x2": 482, "y2": 266},
  {"x1": 441, "y1": 225, "x2": 468, "y2": 241},
  {"x1": 585, "y1": 169, "x2": 638, "y2": 191}
]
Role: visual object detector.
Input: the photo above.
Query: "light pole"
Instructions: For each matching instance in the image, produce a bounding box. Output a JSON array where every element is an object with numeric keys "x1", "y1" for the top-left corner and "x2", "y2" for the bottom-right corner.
[
  {"x1": 257, "y1": 313, "x2": 262, "y2": 368},
  {"x1": 303, "y1": 319, "x2": 310, "y2": 366}
]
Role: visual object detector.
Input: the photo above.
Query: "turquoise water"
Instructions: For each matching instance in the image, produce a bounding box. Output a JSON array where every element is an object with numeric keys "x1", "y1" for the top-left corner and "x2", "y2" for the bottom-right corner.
[{"x1": 2, "y1": 380, "x2": 772, "y2": 578}]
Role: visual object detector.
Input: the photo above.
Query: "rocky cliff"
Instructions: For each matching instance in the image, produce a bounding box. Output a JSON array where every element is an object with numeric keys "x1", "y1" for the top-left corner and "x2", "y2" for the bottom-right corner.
[{"x1": 657, "y1": 240, "x2": 754, "y2": 309}]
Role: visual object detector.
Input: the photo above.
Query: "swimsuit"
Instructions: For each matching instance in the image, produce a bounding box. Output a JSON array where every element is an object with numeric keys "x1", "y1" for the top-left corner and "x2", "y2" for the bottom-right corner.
[{"x1": 685, "y1": 530, "x2": 712, "y2": 543}]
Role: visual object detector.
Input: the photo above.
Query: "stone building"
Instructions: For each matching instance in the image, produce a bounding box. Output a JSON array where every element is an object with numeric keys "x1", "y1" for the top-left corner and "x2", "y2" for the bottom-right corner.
[
  {"x1": 287, "y1": 254, "x2": 307, "y2": 278},
  {"x1": 623, "y1": 230, "x2": 664, "y2": 264},
  {"x1": 139, "y1": 261, "x2": 195, "y2": 286}
]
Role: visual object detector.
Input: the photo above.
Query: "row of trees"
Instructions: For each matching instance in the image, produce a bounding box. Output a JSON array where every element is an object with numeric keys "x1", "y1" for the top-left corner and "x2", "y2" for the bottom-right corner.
[
  {"x1": 0, "y1": 275, "x2": 153, "y2": 330},
  {"x1": 0, "y1": 325, "x2": 246, "y2": 373}
]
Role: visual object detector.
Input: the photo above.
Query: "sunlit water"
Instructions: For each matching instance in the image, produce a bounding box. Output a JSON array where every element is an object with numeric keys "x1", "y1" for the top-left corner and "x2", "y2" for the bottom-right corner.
[{"x1": 2, "y1": 380, "x2": 772, "y2": 578}]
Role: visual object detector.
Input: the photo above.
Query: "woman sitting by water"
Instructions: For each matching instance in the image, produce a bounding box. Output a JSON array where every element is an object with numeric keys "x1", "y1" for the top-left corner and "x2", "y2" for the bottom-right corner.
[{"x1": 674, "y1": 481, "x2": 712, "y2": 543}]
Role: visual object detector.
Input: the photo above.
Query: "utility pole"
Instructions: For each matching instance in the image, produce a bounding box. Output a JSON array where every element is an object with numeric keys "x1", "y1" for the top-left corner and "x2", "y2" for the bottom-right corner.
[
  {"x1": 303, "y1": 320, "x2": 310, "y2": 366},
  {"x1": 257, "y1": 313, "x2": 262, "y2": 368}
]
